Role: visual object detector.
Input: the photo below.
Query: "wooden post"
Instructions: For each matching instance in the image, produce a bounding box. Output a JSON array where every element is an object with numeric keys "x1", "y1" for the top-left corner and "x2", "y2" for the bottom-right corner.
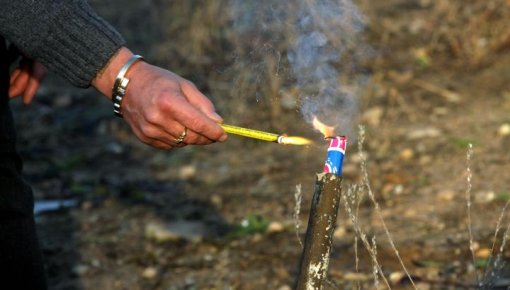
[{"x1": 295, "y1": 173, "x2": 342, "y2": 290}]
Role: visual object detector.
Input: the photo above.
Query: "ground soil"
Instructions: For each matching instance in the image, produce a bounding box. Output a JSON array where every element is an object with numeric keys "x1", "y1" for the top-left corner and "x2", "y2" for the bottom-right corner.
[{"x1": 10, "y1": 0, "x2": 510, "y2": 289}]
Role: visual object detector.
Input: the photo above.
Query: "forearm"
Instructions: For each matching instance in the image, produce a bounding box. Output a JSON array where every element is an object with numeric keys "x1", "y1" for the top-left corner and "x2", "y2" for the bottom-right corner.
[
  {"x1": 0, "y1": 0, "x2": 125, "y2": 88},
  {"x1": 1, "y1": 1, "x2": 227, "y2": 149}
]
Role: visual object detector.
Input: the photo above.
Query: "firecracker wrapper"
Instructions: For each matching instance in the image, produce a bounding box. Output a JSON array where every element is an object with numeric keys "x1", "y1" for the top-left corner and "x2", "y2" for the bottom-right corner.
[{"x1": 323, "y1": 136, "x2": 347, "y2": 176}]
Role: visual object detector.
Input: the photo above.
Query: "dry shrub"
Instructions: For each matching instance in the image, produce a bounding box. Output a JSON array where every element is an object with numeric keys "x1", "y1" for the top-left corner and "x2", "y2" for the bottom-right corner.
[
  {"x1": 429, "y1": 0, "x2": 510, "y2": 68},
  {"x1": 153, "y1": 0, "x2": 368, "y2": 132},
  {"x1": 155, "y1": 0, "x2": 229, "y2": 65},
  {"x1": 151, "y1": 0, "x2": 299, "y2": 129}
]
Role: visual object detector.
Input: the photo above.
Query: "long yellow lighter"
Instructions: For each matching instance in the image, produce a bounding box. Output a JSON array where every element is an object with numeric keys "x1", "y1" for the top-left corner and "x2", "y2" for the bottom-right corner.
[{"x1": 220, "y1": 123, "x2": 313, "y2": 146}]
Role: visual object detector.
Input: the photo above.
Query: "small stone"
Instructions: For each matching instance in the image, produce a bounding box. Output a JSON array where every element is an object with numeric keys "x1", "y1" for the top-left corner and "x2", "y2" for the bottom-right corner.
[
  {"x1": 251, "y1": 233, "x2": 263, "y2": 243},
  {"x1": 419, "y1": 155, "x2": 432, "y2": 165},
  {"x1": 107, "y1": 142, "x2": 123, "y2": 154},
  {"x1": 389, "y1": 271, "x2": 405, "y2": 285},
  {"x1": 404, "y1": 208, "x2": 418, "y2": 218},
  {"x1": 343, "y1": 272, "x2": 370, "y2": 281},
  {"x1": 53, "y1": 93, "x2": 72, "y2": 108},
  {"x1": 475, "y1": 248, "x2": 491, "y2": 259},
  {"x1": 407, "y1": 127, "x2": 442, "y2": 140},
  {"x1": 419, "y1": 0, "x2": 432, "y2": 7},
  {"x1": 203, "y1": 254, "x2": 214, "y2": 262},
  {"x1": 498, "y1": 123, "x2": 510, "y2": 137},
  {"x1": 394, "y1": 184, "x2": 404, "y2": 195},
  {"x1": 179, "y1": 165, "x2": 196, "y2": 180},
  {"x1": 382, "y1": 183, "x2": 395, "y2": 196},
  {"x1": 504, "y1": 90, "x2": 510, "y2": 109},
  {"x1": 72, "y1": 264, "x2": 89, "y2": 276},
  {"x1": 474, "y1": 191, "x2": 495, "y2": 203},
  {"x1": 266, "y1": 221, "x2": 285, "y2": 234},
  {"x1": 388, "y1": 70, "x2": 414, "y2": 84},
  {"x1": 81, "y1": 201, "x2": 93, "y2": 210},
  {"x1": 399, "y1": 148, "x2": 414, "y2": 161},
  {"x1": 362, "y1": 107, "x2": 384, "y2": 127},
  {"x1": 145, "y1": 222, "x2": 180, "y2": 242},
  {"x1": 437, "y1": 189, "x2": 455, "y2": 201},
  {"x1": 142, "y1": 267, "x2": 158, "y2": 280},
  {"x1": 466, "y1": 263, "x2": 476, "y2": 274},
  {"x1": 210, "y1": 195, "x2": 222, "y2": 208},
  {"x1": 333, "y1": 226, "x2": 346, "y2": 239},
  {"x1": 409, "y1": 18, "x2": 425, "y2": 34},
  {"x1": 416, "y1": 282, "x2": 431, "y2": 290},
  {"x1": 185, "y1": 276, "x2": 196, "y2": 286},
  {"x1": 275, "y1": 268, "x2": 290, "y2": 280},
  {"x1": 147, "y1": 220, "x2": 209, "y2": 242},
  {"x1": 91, "y1": 259, "x2": 101, "y2": 268},
  {"x1": 433, "y1": 107, "x2": 449, "y2": 116}
]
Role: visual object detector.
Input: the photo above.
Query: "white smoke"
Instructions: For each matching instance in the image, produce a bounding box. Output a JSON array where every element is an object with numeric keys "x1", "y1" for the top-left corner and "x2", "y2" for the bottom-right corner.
[
  {"x1": 288, "y1": 0, "x2": 367, "y2": 138},
  {"x1": 230, "y1": 0, "x2": 370, "y2": 137}
]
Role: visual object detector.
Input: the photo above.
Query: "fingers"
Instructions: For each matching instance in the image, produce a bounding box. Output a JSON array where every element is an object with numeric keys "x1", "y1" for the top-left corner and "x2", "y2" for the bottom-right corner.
[
  {"x1": 8, "y1": 60, "x2": 47, "y2": 103},
  {"x1": 181, "y1": 81, "x2": 224, "y2": 123},
  {"x1": 8, "y1": 67, "x2": 31, "y2": 98},
  {"x1": 159, "y1": 91, "x2": 227, "y2": 143},
  {"x1": 22, "y1": 62, "x2": 47, "y2": 104},
  {"x1": 117, "y1": 62, "x2": 227, "y2": 149},
  {"x1": 22, "y1": 78, "x2": 40, "y2": 104},
  {"x1": 124, "y1": 106, "x2": 210, "y2": 148},
  {"x1": 129, "y1": 121, "x2": 182, "y2": 150},
  {"x1": 137, "y1": 112, "x2": 214, "y2": 146},
  {"x1": 9, "y1": 68, "x2": 21, "y2": 85}
]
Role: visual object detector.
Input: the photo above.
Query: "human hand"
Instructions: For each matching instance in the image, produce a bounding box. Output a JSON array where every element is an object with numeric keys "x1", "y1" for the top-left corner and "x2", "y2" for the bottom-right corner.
[
  {"x1": 9, "y1": 58, "x2": 47, "y2": 104},
  {"x1": 92, "y1": 48, "x2": 227, "y2": 149},
  {"x1": 121, "y1": 62, "x2": 228, "y2": 149}
]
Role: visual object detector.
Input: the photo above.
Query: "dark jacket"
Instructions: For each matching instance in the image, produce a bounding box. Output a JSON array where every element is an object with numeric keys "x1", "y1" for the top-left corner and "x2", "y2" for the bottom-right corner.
[{"x1": 0, "y1": 0, "x2": 125, "y2": 87}]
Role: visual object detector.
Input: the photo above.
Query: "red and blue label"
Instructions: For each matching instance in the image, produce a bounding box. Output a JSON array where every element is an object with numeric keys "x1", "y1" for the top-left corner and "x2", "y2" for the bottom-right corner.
[{"x1": 323, "y1": 136, "x2": 347, "y2": 176}]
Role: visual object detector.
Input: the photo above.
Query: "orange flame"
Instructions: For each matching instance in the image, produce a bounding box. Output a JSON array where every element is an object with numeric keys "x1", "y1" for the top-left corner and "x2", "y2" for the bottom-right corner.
[
  {"x1": 312, "y1": 116, "x2": 335, "y2": 138},
  {"x1": 278, "y1": 136, "x2": 313, "y2": 146}
]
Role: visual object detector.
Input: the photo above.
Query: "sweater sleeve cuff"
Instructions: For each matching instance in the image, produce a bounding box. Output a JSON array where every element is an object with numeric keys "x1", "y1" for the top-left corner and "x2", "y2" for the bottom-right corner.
[{"x1": 35, "y1": 2, "x2": 126, "y2": 88}]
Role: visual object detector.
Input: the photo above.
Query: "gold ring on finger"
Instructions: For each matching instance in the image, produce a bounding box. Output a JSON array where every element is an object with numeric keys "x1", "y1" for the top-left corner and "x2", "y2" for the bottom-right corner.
[{"x1": 175, "y1": 127, "x2": 187, "y2": 144}]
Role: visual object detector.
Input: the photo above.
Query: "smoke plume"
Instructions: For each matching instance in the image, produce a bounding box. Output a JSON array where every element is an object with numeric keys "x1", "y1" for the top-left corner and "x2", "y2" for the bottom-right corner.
[{"x1": 230, "y1": 0, "x2": 369, "y2": 137}]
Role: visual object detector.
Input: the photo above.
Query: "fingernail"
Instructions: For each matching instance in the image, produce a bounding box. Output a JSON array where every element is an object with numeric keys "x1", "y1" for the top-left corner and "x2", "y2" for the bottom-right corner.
[
  {"x1": 219, "y1": 133, "x2": 228, "y2": 142},
  {"x1": 210, "y1": 112, "x2": 224, "y2": 123}
]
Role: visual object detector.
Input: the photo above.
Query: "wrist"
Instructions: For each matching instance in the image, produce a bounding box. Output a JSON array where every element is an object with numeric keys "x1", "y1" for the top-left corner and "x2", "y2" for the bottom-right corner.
[
  {"x1": 112, "y1": 55, "x2": 144, "y2": 117},
  {"x1": 92, "y1": 47, "x2": 139, "y2": 100}
]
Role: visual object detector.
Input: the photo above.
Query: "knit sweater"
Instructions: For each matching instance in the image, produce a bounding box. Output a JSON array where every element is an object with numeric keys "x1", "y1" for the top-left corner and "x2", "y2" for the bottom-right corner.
[{"x1": 0, "y1": 0, "x2": 126, "y2": 88}]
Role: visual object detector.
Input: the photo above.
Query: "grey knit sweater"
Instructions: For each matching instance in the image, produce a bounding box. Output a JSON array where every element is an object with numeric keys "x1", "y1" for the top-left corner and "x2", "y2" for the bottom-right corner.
[{"x1": 0, "y1": 0, "x2": 126, "y2": 88}]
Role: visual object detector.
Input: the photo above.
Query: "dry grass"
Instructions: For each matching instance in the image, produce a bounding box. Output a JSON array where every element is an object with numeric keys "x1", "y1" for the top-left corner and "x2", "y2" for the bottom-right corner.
[
  {"x1": 152, "y1": 1, "x2": 510, "y2": 288},
  {"x1": 91, "y1": 0, "x2": 510, "y2": 128},
  {"x1": 430, "y1": 0, "x2": 510, "y2": 68},
  {"x1": 156, "y1": 1, "x2": 510, "y2": 287},
  {"x1": 340, "y1": 128, "x2": 510, "y2": 289},
  {"x1": 89, "y1": 0, "x2": 510, "y2": 288},
  {"x1": 294, "y1": 184, "x2": 304, "y2": 249}
]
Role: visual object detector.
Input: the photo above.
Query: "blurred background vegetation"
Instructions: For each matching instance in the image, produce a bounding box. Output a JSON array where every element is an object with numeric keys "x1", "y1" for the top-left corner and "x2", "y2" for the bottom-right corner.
[{"x1": 11, "y1": 0, "x2": 510, "y2": 289}]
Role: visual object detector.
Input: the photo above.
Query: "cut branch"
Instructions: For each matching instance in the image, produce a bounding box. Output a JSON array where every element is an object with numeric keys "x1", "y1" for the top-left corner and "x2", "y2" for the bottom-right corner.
[{"x1": 295, "y1": 173, "x2": 342, "y2": 290}]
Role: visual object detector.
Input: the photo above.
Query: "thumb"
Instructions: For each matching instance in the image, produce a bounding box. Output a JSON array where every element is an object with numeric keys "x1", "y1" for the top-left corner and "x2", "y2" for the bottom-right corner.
[
  {"x1": 203, "y1": 110, "x2": 224, "y2": 124},
  {"x1": 181, "y1": 81, "x2": 224, "y2": 123}
]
